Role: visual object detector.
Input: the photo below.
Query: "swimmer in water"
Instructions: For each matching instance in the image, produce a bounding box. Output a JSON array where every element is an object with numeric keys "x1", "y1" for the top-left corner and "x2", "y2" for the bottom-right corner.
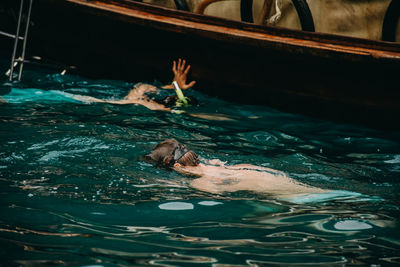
[
  {"x1": 78, "y1": 58, "x2": 197, "y2": 111},
  {"x1": 146, "y1": 139, "x2": 328, "y2": 200},
  {"x1": 72, "y1": 59, "x2": 236, "y2": 121},
  {"x1": 1, "y1": 59, "x2": 247, "y2": 121},
  {"x1": 1, "y1": 59, "x2": 238, "y2": 121}
]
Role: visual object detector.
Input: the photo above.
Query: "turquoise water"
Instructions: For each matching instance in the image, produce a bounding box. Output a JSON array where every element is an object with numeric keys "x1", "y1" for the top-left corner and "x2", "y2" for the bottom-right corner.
[{"x1": 1, "y1": 62, "x2": 400, "y2": 266}]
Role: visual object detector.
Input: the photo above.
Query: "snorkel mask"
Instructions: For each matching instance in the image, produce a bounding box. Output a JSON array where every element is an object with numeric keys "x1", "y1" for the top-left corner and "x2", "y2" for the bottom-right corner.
[
  {"x1": 146, "y1": 139, "x2": 199, "y2": 167},
  {"x1": 171, "y1": 143, "x2": 189, "y2": 165}
]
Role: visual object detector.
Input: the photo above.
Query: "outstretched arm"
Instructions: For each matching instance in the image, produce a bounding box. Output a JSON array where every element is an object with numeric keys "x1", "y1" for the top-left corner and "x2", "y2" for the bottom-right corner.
[
  {"x1": 163, "y1": 58, "x2": 196, "y2": 90},
  {"x1": 72, "y1": 84, "x2": 170, "y2": 111}
]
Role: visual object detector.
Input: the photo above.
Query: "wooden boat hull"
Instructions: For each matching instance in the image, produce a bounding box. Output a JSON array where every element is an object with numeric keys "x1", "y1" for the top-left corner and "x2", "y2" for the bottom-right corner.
[{"x1": 1, "y1": 0, "x2": 399, "y2": 129}]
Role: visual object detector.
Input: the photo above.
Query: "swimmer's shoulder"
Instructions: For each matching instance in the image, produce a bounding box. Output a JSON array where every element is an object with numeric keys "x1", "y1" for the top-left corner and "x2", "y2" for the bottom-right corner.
[
  {"x1": 134, "y1": 83, "x2": 157, "y2": 92},
  {"x1": 125, "y1": 83, "x2": 157, "y2": 100}
]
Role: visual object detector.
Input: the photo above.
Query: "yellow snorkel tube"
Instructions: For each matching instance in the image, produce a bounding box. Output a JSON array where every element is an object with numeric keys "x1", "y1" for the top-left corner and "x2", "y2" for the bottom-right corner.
[{"x1": 173, "y1": 81, "x2": 189, "y2": 107}]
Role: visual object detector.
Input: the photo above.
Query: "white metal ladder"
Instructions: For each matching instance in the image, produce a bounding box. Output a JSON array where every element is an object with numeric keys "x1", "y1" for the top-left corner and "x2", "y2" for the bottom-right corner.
[{"x1": 0, "y1": 0, "x2": 34, "y2": 81}]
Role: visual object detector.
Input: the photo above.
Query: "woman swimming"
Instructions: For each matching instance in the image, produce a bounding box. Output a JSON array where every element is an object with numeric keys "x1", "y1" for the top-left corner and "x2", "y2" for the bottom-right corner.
[
  {"x1": 1, "y1": 59, "x2": 196, "y2": 110},
  {"x1": 2, "y1": 58, "x2": 238, "y2": 121},
  {"x1": 74, "y1": 58, "x2": 197, "y2": 111}
]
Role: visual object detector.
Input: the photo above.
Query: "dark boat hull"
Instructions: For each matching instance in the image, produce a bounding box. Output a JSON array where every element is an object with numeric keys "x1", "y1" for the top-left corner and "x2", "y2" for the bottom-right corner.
[{"x1": 1, "y1": 0, "x2": 399, "y2": 129}]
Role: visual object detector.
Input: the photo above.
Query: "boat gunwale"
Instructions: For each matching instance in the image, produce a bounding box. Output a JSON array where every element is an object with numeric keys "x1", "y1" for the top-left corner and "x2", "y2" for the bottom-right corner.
[
  {"x1": 56, "y1": 0, "x2": 400, "y2": 63},
  {"x1": 83, "y1": 0, "x2": 400, "y2": 54}
]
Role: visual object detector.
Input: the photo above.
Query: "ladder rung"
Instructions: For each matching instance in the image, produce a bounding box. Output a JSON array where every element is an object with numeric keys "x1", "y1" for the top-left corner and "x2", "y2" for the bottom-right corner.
[
  {"x1": 14, "y1": 58, "x2": 25, "y2": 62},
  {"x1": 10, "y1": 57, "x2": 77, "y2": 71},
  {"x1": 0, "y1": 30, "x2": 24, "y2": 40}
]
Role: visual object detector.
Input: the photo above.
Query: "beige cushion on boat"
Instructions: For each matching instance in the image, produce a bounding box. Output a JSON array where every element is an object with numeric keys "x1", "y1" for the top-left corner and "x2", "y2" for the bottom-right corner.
[
  {"x1": 143, "y1": 0, "x2": 264, "y2": 20},
  {"x1": 194, "y1": 0, "x2": 395, "y2": 41},
  {"x1": 143, "y1": 0, "x2": 398, "y2": 41},
  {"x1": 189, "y1": 0, "x2": 265, "y2": 21},
  {"x1": 143, "y1": 0, "x2": 177, "y2": 9},
  {"x1": 304, "y1": 0, "x2": 391, "y2": 40}
]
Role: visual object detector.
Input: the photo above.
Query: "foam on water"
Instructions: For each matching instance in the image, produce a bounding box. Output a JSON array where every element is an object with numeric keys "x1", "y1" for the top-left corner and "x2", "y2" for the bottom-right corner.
[
  {"x1": 158, "y1": 202, "x2": 194, "y2": 210},
  {"x1": 286, "y1": 190, "x2": 365, "y2": 204}
]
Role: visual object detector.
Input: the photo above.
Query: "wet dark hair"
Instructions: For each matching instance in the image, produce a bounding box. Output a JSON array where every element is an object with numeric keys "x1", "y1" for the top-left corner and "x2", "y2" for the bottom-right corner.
[
  {"x1": 145, "y1": 139, "x2": 199, "y2": 167},
  {"x1": 156, "y1": 95, "x2": 199, "y2": 108}
]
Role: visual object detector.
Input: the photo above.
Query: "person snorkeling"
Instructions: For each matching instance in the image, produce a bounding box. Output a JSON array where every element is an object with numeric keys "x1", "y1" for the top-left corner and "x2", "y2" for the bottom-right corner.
[
  {"x1": 1, "y1": 59, "x2": 238, "y2": 121},
  {"x1": 145, "y1": 138, "x2": 331, "y2": 200},
  {"x1": 1, "y1": 58, "x2": 197, "y2": 111},
  {"x1": 76, "y1": 58, "x2": 198, "y2": 111},
  {"x1": 70, "y1": 59, "x2": 235, "y2": 121}
]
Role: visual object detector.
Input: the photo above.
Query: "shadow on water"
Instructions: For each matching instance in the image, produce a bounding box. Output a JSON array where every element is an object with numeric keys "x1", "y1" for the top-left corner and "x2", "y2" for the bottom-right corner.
[{"x1": 0, "y1": 60, "x2": 400, "y2": 266}]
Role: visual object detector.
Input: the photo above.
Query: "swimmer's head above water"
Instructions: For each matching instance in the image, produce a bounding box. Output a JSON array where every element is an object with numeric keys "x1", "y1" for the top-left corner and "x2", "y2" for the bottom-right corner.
[
  {"x1": 146, "y1": 139, "x2": 199, "y2": 167},
  {"x1": 156, "y1": 95, "x2": 199, "y2": 108}
]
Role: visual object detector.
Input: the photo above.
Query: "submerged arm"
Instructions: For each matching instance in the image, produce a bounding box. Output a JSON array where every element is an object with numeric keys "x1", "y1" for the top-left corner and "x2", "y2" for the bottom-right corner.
[{"x1": 73, "y1": 84, "x2": 170, "y2": 111}]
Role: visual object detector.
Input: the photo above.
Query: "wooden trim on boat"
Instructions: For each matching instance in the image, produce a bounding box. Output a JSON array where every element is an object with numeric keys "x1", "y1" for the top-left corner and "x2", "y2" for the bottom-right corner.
[{"x1": 64, "y1": 0, "x2": 400, "y2": 62}]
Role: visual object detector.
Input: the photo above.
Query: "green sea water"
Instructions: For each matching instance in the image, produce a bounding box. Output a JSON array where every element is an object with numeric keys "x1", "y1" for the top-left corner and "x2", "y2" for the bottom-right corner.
[{"x1": 1, "y1": 62, "x2": 400, "y2": 266}]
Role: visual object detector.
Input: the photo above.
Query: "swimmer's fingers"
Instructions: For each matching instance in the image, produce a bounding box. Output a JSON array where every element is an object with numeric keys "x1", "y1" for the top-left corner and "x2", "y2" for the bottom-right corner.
[
  {"x1": 177, "y1": 58, "x2": 182, "y2": 72},
  {"x1": 184, "y1": 80, "x2": 196, "y2": 90},
  {"x1": 179, "y1": 59, "x2": 183, "y2": 72},
  {"x1": 184, "y1": 64, "x2": 191, "y2": 75},
  {"x1": 174, "y1": 58, "x2": 190, "y2": 74},
  {"x1": 178, "y1": 58, "x2": 186, "y2": 73},
  {"x1": 172, "y1": 60, "x2": 177, "y2": 75},
  {"x1": 181, "y1": 59, "x2": 186, "y2": 72}
]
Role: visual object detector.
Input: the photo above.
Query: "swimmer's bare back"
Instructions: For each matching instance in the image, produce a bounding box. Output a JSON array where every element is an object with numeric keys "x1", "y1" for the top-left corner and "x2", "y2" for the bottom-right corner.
[{"x1": 174, "y1": 163, "x2": 326, "y2": 198}]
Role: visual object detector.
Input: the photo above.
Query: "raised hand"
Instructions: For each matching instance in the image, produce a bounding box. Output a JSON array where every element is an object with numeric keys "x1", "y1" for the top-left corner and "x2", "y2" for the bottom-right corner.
[{"x1": 172, "y1": 58, "x2": 196, "y2": 90}]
